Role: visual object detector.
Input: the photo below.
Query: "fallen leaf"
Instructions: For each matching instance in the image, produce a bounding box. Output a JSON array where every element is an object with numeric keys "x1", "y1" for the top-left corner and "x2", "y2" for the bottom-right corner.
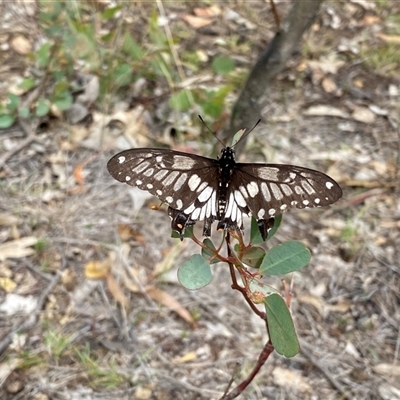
[
  {"x1": 352, "y1": 106, "x2": 375, "y2": 123},
  {"x1": 84, "y1": 260, "x2": 110, "y2": 279},
  {"x1": 10, "y1": 35, "x2": 31, "y2": 54},
  {"x1": 321, "y1": 77, "x2": 338, "y2": 93},
  {"x1": 146, "y1": 285, "x2": 196, "y2": 327},
  {"x1": 61, "y1": 268, "x2": 78, "y2": 291},
  {"x1": 181, "y1": 14, "x2": 214, "y2": 28},
  {"x1": 0, "y1": 277, "x2": 17, "y2": 292},
  {"x1": 152, "y1": 242, "x2": 186, "y2": 278},
  {"x1": 0, "y1": 237, "x2": 38, "y2": 261},
  {"x1": 107, "y1": 273, "x2": 129, "y2": 308},
  {"x1": 172, "y1": 351, "x2": 197, "y2": 363},
  {"x1": 298, "y1": 294, "x2": 325, "y2": 316},
  {"x1": 194, "y1": 5, "x2": 221, "y2": 17},
  {"x1": 0, "y1": 358, "x2": 21, "y2": 385},
  {"x1": 373, "y1": 363, "x2": 400, "y2": 377},
  {"x1": 303, "y1": 105, "x2": 349, "y2": 118},
  {"x1": 73, "y1": 163, "x2": 85, "y2": 185},
  {"x1": 0, "y1": 213, "x2": 21, "y2": 226},
  {"x1": 378, "y1": 33, "x2": 400, "y2": 45},
  {"x1": 118, "y1": 224, "x2": 145, "y2": 242}
]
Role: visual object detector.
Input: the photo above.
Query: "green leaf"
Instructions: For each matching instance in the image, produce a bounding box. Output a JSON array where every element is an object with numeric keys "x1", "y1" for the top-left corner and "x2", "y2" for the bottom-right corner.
[
  {"x1": 242, "y1": 246, "x2": 265, "y2": 269},
  {"x1": 264, "y1": 293, "x2": 300, "y2": 357},
  {"x1": 201, "y1": 238, "x2": 219, "y2": 264},
  {"x1": 18, "y1": 107, "x2": 30, "y2": 119},
  {"x1": 6, "y1": 93, "x2": 20, "y2": 112},
  {"x1": 123, "y1": 32, "x2": 143, "y2": 61},
  {"x1": 101, "y1": 5, "x2": 122, "y2": 20},
  {"x1": 170, "y1": 90, "x2": 191, "y2": 111},
  {"x1": 212, "y1": 55, "x2": 235, "y2": 75},
  {"x1": 250, "y1": 215, "x2": 282, "y2": 244},
  {"x1": 18, "y1": 77, "x2": 36, "y2": 91},
  {"x1": 114, "y1": 64, "x2": 133, "y2": 88},
  {"x1": 37, "y1": 42, "x2": 52, "y2": 68},
  {"x1": 36, "y1": 98, "x2": 50, "y2": 117},
  {"x1": 178, "y1": 254, "x2": 212, "y2": 290},
  {"x1": 0, "y1": 114, "x2": 15, "y2": 129},
  {"x1": 171, "y1": 225, "x2": 194, "y2": 239},
  {"x1": 52, "y1": 92, "x2": 73, "y2": 110},
  {"x1": 260, "y1": 241, "x2": 311, "y2": 276}
]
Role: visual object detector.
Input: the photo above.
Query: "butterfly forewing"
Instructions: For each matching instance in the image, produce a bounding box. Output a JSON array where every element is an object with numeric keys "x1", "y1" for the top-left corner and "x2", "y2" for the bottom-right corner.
[
  {"x1": 229, "y1": 163, "x2": 342, "y2": 220},
  {"x1": 107, "y1": 148, "x2": 219, "y2": 215}
]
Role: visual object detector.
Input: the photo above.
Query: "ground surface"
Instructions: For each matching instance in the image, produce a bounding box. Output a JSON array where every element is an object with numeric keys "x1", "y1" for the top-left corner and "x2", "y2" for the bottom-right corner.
[{"x1": 0, "y1": 1, "x2": 400, "y2": 400}]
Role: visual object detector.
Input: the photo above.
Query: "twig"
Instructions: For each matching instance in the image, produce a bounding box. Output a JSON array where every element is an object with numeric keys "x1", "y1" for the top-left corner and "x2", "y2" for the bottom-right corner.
[
  {"x1": 0, "y1": 119, "x2": 39, "y2": 170},
  {"x1": 299, "y1": 340, "x2": 350, "y2": 399}
]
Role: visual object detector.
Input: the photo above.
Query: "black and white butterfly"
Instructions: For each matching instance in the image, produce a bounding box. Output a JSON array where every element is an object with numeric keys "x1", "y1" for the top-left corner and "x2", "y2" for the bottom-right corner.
[{"x1": 107, "y1": 135, "x2": 342, "y2": 240}]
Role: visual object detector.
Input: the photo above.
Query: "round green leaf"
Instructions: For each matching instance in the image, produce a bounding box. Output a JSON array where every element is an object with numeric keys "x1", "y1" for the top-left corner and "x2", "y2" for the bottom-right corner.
[
  {"x1": 260, "y1": 241, "x2": 311, "y2": 276},
  {"x1": 212, "y1": 55, "x2": 235, "y2": 75},
  {"x1": 178, "y1": 254, "x2": 212, "y2": 290},
  {"x1": 0, "y1": 114, "x2": 15, "y2": 129},
  {"x1": 36, "y1": 98, "x2": 50, "y2": 117},
  {"x1": 264, "y1": 293, "x2": 300, "y2": 357},
  {"x1": 242, "y1": 246, "x2": 265, "y2": 269}
]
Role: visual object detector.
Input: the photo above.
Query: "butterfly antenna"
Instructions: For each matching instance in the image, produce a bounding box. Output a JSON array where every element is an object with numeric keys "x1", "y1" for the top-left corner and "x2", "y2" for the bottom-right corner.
[
  {"x1": 231, "y1": 119, "x2": 261, "y2": 148},
  {"x1": 198, "y1": 115, "x2": 225, "y2": 147}
]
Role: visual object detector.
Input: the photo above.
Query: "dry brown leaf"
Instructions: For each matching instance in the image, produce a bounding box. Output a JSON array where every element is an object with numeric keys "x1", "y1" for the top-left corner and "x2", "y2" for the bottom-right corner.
[
  {"x1": 117, "y1": 224, "x2": 145, "y2": 242},
  {"x1": 146, "y1": 285, "x2": 196, "y2": 327},
  {"x1": 107, "y1": 273, "x2": 129, "y2": 308},
  {"x1": 84, "y1": 260, "x2": 110, "y2": 279},
  {"x1": 181, "y1": 14, "x2": 214, "y2": 28},
  {"x1": 172, "y1": 351, "x2": 197, "y2": 363},
  {"x1": 0, "y1": 277, "x2": 17, "y2": 292},
  {"x1": 152, "y1": 242, "x2": 186, "y2": 278},
  {"x1": 321, "y1": 77, "x2": 338, "y2": 93},
  {"x1": 326, "y1": 300, "x2": 351, "y2": 313},
  {"x1": 0, "y1": 237, "x2": 38, "y2": 261},
  {"x1": 0, "y1": 213, "x2": 21, "y2": 226},
  {"x1": 61, "y1": 268, "x2": 78, "y2": 291},
  {"x1": 352, "y1": 106, "x2": 375, "y2": 124},
  {"x1": 378, "y1": 33, "x2": 400, "y2": 45},
  {"x1": 303, "y1": 105, "x2": 349, "y2": 118},
  {"x1": 73, "y1": 163, "x2": 85, "y2": 185},
  {"x1": 373, "y1": 363, "x2": 400, "y2": 377},
  {"x1": 10, "y1": 35, "x2": 31, "y2": 54},
  {"x1": 194, "y1": 5, "x2": 221, "y2": 17}
]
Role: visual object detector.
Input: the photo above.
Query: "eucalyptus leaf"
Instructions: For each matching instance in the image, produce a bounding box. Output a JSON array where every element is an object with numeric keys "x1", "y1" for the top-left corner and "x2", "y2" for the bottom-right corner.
[
  {"x1": 264, "y1": 293, "x2": 300, "y2": 357},
  {"x1": 260, "y1": 241, "x2": 311, "y2": 275},
  {"x1": 178, "y1": 254, "x2": 212, "y2": 290}
]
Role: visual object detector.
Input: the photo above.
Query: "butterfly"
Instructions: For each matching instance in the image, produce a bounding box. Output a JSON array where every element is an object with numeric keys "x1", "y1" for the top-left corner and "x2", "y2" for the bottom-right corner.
[{"x1": 107, "y1": 134, "x2": 342, "y2": 240}]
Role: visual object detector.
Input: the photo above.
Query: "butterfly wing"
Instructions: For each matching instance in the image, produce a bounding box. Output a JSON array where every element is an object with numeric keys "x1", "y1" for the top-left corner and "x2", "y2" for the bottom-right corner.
[
  {"x1": 107, "y1": 149, "x2": 220, "y2": 235},
  {"x1": 219, "y1": 163, "x2": 342, "y2": 239}
]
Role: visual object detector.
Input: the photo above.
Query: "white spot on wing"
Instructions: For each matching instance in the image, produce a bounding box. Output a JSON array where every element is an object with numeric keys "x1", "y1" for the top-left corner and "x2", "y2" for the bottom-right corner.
[
  {"x1": 280, "y1": 184, "x2": 293, "y2": 196},
  {"x1": 257, "y1": 208, "x2": 265, "y2": 219},
  {"x1": 132, "y1": 161, "x2": 150, "y2": 174},
  {"x1": 163, "y1": 171, "x2": 180, "y2": 186},
  {"x1": 239, "y1": 185, "x2": 249, "y2": 199},
  {"x1": 198, "y1": 186, "x2": 213, "y2": 202},
  {"x1": 125, "y1": 176, "x2": 131, "y2": 181},
  {"x1": 270, "y1": 183, "x2": 283, "y2": 200},
  {"x1": 184, "y1": 203, "x2": 196, "y2": 214},
  {"x1": 191, "y1": 206, "x2": 201, "y2": 220},
  {"x1": 326, "y1": 181, "x2": 334, "y2": 189},
  {"x1": 295, "y1": 186, "x2": 305, "y2": 195},
  {"x1": 268, "y1": 208, "x2": 276, "y2": 216},
  {"x1": 156, "y1": 156, "x2": 163, "y2": 163},
  {"x1": 118, "y1": 156, "x2": 126, "y2": 164},
  {"x1": 173, "y1": 173, "x2": 188, "y2": 191},
  {"x1": 166, "y1": 196, "x2": 173, "y2": 204},
  {"x1": 176, "y1": 199, "x2": 183, "y2": 209},
  {"x1": 136, "y1": 180, "x2": 142, "y2": 185},
  {"x1": 147, "y1": 183, "x2": 153, "y2": 189},
  {"x1": 234, "y1": 190, "x2": 246, "y2": 207},
  {"x1": 188, "y1": 174, "x2": 201, "y2": 191},
  {"x1": 172, "y1": 155, "x2": 196, "y2": 169},
  {"x1": 314, "y1": 198, "x2": 320, "y2": 204},
  {"x1": 156, "y1": 189, "x2": 163, "y2": 196},
  {"x1": 154, "y1": 170, "x2": 168, "y2": 181},
  {"x1": 280, "y1": 204, "x2": 287, "y2": 211},
  {"x1": 257, "y1": 167, "x2": 279, "y2": 180},
  {"x1": 260, "y1": 182, "x2": 271, "y2": 201},
  {"x1": 247, "y1": 181, "x2": 259, "y2": 198},
  {"x1": 143, "y1": 168, "x2": 154, "y2": 177},
  {"x1": 301, "y1": 180, "x2": 316, "y2": 195},
  {"x1": 303, "y1": 199, "x2": 310, "y2": 206},
  {"x1": 224, "y1": 193, "x2": 235, "y2": 218}
]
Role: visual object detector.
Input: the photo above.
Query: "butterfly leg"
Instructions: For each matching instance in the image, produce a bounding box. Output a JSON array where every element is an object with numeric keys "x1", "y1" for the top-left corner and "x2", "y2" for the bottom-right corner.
[{"x1": 257, "y1": 217, "x2": 275, "y2": 241}]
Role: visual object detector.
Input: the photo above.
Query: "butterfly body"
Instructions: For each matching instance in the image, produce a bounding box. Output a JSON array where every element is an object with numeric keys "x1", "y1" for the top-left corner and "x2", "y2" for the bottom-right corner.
[{"x1": 107, "y1": 146, "x2": 342, "y2": 240}]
